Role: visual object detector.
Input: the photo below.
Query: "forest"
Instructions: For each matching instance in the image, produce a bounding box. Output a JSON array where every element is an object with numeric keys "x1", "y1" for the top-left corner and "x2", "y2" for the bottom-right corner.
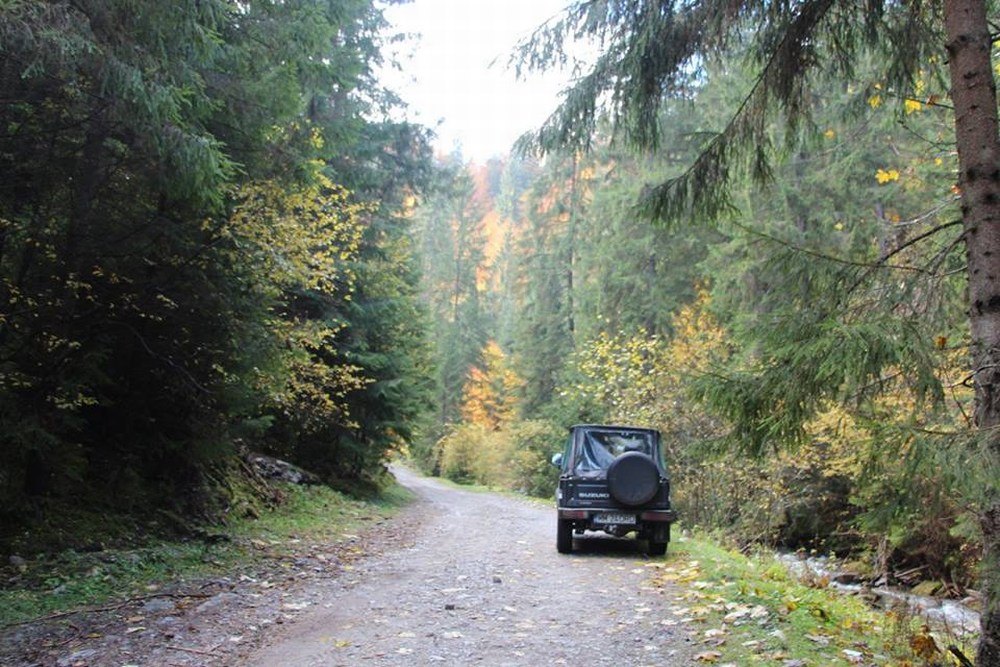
[{"x1": 1, "y1": 0, "x2": 999, "y2": 664}]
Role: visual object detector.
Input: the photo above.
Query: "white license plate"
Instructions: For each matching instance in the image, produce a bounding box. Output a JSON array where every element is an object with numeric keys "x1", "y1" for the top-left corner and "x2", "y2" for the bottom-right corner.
[{"x1": 594, "y1": 512, "x2": 636, "y2": 525}]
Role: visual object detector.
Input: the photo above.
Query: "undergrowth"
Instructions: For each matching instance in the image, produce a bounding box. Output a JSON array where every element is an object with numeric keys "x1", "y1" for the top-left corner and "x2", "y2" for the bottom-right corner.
[{"x1": 0, "y1": 482, "x2": 412, "y2": 627}]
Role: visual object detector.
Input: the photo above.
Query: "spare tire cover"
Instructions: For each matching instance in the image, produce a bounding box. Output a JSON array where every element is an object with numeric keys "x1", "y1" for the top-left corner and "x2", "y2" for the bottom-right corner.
[{"x1": 606, "y1": 452, "x2": 659, "y2": 506}]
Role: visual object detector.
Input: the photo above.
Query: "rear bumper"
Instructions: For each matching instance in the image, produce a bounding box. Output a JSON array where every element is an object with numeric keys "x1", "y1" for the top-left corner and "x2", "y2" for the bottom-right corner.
[{"x1": 557, "y1": 508, "x2": 677, "y2": 522}]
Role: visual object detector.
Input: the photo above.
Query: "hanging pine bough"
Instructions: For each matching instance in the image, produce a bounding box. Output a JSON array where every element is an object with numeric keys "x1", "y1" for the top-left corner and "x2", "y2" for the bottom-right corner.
[{"x1": 516, "y1": 1, "x2": 999, "y2": 662}]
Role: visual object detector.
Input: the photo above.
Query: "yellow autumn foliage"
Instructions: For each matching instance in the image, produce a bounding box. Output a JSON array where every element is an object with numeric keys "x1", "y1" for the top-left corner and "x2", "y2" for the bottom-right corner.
[
  {"x1": 227, "y1": 174, "x2": 366, "y2": 296},
  {"x1": 224, "y1": 175, "x2": 370, "y2": 430},
  {"x1": 563, "y1": 287, "x2": 729, "y2": 447},
  {"x1": 903, "y1": 98, "x2": 923, "y2": 114},
  {"x1": 460, "y1": 341, "x2": 524, "y2": 431},
  {"x1": 437, "y1": 418, "x2": 563, "y2": 496},
  {"x1": 875, "y1": 168, "x2": 901, "y2": 184},
  {"x1": 438, "y1": 342, "x2": 563, "y2": 494}
]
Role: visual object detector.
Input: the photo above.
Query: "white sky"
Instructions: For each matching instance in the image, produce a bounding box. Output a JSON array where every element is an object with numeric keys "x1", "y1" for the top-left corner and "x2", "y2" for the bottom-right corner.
[{"x1": 380, "y1": 0, "x2": 573, "y2": 163}]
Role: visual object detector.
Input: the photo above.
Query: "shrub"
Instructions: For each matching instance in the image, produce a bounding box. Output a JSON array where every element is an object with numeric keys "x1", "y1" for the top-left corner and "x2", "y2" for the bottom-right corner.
[
  {"x1": 506, "y1": 420, "x2": 564, "y2": 497},
  {"x1": 437, "y1": 423, "x2": 495, "y2": 485}
]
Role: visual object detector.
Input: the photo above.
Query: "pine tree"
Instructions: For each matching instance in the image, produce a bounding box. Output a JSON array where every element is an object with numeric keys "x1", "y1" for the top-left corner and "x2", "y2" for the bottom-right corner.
[{"x1": 416, "y1": 159, "x2": 492, "y2": 428}]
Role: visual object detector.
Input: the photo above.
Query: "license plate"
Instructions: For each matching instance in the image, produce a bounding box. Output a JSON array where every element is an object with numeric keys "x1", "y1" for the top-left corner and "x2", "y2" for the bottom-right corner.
[{"x1": 594, "y1": 512, "x2": 636, "y2": 525}]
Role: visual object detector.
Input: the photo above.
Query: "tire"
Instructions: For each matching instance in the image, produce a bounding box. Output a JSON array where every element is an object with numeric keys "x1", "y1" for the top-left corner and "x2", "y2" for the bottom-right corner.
[
  {"x1": 648, "y1": 541, "x2": 667, "y2": 556},
  {"x1": 557, "y1": 518, "x2": 573, "y2": 554},
  {"x1": 606, "y1": 452, "x2": 660, "y2": 506}
]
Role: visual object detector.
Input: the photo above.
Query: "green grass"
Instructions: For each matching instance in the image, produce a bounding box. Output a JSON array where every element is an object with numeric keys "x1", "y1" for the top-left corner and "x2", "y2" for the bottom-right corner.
[
  {"x1": 431, "y1": 474, "x2": 552, "y2": 508},
  {"x1": 0, "y1": 482, "x2": 413, "y2": 627},
  {"x1": 228, "y1": 481, "x2": 412, "y2": 548},
  {"x1": 658, "y1": 532, "x2": 978, "y2": 666}
]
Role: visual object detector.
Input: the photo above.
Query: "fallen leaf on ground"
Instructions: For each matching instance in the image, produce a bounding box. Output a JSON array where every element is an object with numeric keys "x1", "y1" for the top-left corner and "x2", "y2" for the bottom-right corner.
[
  {"x1": 910, "y1": 628, "x2": 940, "y2": 658},
  {"x1": 722, "y1": 608, "x2": 750, "y2": 622},
  {"x1": 842, "y1": 649, "x2": 864, "y2": 663}
]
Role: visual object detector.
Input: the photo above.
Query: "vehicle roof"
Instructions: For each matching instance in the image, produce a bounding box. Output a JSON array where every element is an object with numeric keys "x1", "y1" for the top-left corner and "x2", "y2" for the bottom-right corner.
[{"x1": 569, "y1": 423, "x2": 660, "y2": 435}]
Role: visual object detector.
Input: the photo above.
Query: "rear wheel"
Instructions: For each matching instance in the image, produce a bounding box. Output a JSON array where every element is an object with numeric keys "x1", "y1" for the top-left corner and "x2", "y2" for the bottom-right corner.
[
  {"x1": 557, "y1": 518, "x2": 573, "y2": 553},
  {"x1": 648, "y1": 540, "x2": 667, "y2": 556}
]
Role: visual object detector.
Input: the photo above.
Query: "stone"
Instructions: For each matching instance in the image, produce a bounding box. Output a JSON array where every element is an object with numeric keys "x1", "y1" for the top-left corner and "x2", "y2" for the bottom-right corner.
[
  {"x1": 911, "y1": 580, "x2": 942, "y2": 597},
  {"x1": 141, "y1": 598, "x2": 177, "y2": 614},
  {"x1": 831, "y1": 572, "x2": 861, "y2": 585},
  {"x1": 57, "y1": 648, "x2": 97, "y2": 667},
  {"x1": 247, "y1": 453, "x2": 320, "y2": 485},
  {"x1": 194, "y1": 592, "x2": 241, "y2": 614}
]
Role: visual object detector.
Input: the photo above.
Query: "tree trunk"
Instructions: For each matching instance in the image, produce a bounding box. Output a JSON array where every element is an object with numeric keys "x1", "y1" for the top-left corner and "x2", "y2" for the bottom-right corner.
[
  {"x1": 566, "y1": 152, "x2": 578, "y2": 337},
  {"x1": 944, "y1": 0, "x2": 1000, "y2": 663}
]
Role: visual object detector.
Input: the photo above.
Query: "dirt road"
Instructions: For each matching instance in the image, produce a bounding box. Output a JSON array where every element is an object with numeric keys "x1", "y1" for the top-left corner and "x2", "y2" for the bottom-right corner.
[
  {"x1": 246, "y1": 467, "x2": 695, "y2": 666},
  {"x1": 1, "y1": 467, "x2": 697, "y2": 666}
]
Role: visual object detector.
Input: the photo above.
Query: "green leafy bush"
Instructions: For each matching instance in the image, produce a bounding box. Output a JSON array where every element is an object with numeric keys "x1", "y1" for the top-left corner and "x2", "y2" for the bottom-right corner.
[{"x1": 505, "y1": 420, "x2": 564, "y2": 497}]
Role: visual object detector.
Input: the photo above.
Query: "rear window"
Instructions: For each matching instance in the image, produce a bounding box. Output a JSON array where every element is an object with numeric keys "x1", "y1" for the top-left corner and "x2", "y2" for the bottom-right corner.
[{"x1": 573, "y1": 429, "x2": 656, "y2": 474}]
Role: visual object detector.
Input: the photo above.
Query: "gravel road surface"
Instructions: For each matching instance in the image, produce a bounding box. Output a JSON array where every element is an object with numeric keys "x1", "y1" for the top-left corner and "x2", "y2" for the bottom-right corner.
[{"x1": 246, "y1": 466, "x2": 695, "y2": 666}]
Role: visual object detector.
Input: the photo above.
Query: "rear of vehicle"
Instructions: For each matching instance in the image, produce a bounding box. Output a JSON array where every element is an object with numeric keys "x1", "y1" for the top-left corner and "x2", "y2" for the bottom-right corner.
[{"x1": 553, "y1": 425, "x2": 675, "y2": 555}]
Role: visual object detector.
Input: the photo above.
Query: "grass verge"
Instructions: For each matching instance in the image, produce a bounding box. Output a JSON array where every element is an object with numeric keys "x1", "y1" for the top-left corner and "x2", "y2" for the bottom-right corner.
[
  {"x1": 0, "y1": 481, "x2": 413, "y2": 628},
  {"x1": 423, "y1": 472, "x2": 552, "y2": 508},
  {"x1": 655, "y1": 532, "x2": 978, "y2": 666}
]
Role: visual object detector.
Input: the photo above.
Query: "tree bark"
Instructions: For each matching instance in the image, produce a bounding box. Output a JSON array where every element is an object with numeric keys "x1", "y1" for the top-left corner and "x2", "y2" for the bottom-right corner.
[
  {"x1": 566, "y1": 152, "x2": 578, "y2": 337},
  {"x1": 944, "y1": 0, "x2": 1000, "y2": 663}
]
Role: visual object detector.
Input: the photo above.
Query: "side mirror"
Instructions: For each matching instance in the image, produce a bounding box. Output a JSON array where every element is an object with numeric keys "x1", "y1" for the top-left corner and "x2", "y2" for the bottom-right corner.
[{"x1": 550, "y1": 452, "x2": 563, "y2": 468}]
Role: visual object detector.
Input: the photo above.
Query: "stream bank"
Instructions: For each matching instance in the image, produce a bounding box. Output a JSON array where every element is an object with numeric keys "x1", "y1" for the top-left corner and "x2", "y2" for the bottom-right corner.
[{"x1": 777, "y1": 552, "x2": 981, "y2": 635}]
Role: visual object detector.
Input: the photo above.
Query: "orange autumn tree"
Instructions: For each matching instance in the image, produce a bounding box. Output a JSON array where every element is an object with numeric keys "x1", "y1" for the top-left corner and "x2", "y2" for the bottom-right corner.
[
  {"x1": 437, "y1": 341, "x2": 524, "y2": 486},
  {"x1": 460, "y1": 341, "x2": 524, "y2": 431}
]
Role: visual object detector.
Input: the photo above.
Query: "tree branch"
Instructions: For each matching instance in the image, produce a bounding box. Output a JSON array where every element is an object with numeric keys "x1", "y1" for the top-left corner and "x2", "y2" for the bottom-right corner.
[
  {"x1": 1, "y1": 591, "x2": 213, "y2": 629},
  {"x1": 846, "y1": 219, "x2": 963, "y2": 295}
]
